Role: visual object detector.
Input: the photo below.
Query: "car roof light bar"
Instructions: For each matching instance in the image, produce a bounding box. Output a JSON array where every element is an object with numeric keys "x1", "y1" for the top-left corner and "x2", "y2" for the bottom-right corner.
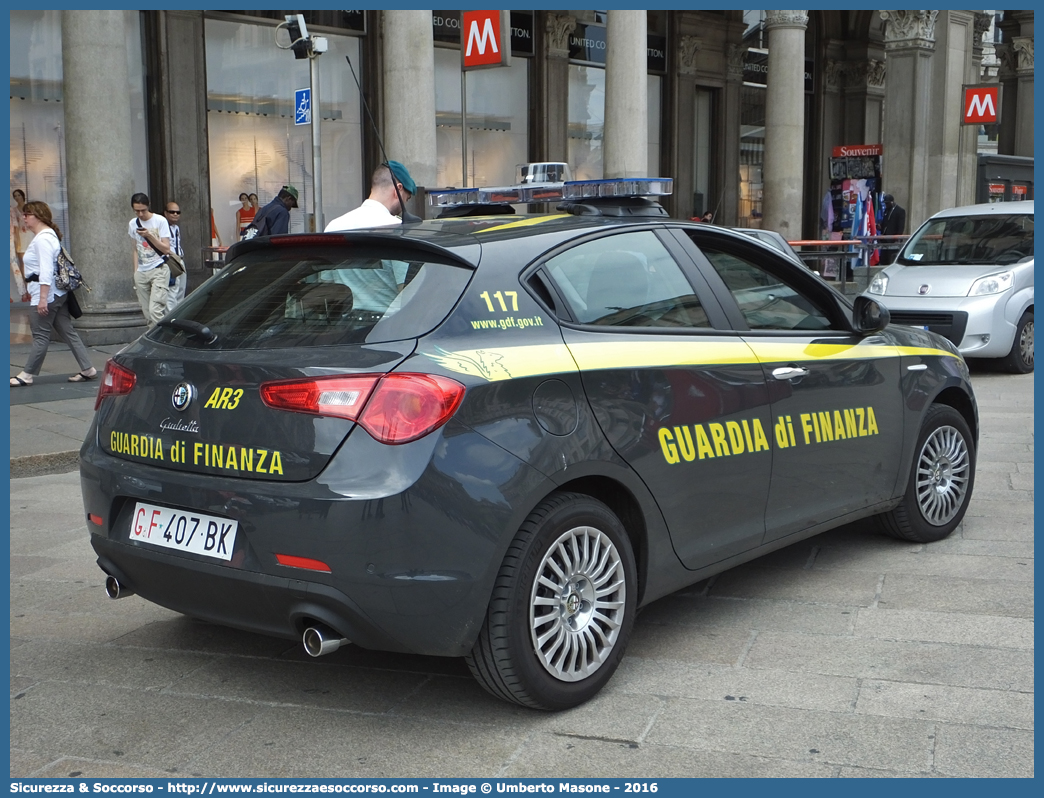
[{"x1": 428, "y1": 177, "x2": 673, "y2": 208}]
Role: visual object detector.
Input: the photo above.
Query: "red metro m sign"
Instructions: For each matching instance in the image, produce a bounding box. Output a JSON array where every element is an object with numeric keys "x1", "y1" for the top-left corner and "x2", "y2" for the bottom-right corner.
[
  {"x1": 963, "y1": 84, "x2": 999, "y2": 125},
  {"x1": 461, "y1": 10, "x2": 511, "y2": 70}
]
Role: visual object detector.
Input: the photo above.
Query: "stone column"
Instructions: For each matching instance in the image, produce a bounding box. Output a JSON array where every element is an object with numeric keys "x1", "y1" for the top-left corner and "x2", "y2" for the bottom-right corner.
[
  {"x1": 61, "y1": 10, "x2": 146, "y2": 344},
  {"x1": 925, "y1": 11, "x2": 977, "y2": 214},
  {"x1": 536, "y1": 13, "x2": 576, "y2": 164},
  {"x1": 761, "y1": 10, "x2": 807, "y2": 239},
  {"x1": 146, "y1": 11, "x2": 210, "y2": 299},
  {"x1": 603, "y1": 10, "x2": 647, "y2": 178},
  {"x1": 1011, "y1": 31, "x2": 1034, "y2": 157},
  {"x1": 382, "y1": 12, "x2": 437, "y2": 196},
  {"x1": 995, "y1": 16, "x2": 1019, "y2": 156},
  {"x1": 841, "y1": 56, "x2": 886, "y2": 145},
  {"x1": 880, "y1": 10, "x2": 937, "y2": 229}
]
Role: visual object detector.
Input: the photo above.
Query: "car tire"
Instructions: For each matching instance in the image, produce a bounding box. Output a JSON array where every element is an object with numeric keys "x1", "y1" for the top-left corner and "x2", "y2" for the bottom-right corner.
[
  {"x1": 1001, "y1": 310, "x2": 1033, "y2": 374},
  {"x1": 465, "y1": 491, "x2": 637, "y2": 710},
  {"x1": 878, "y1": 404, "x2": 975, "y2": 543}
]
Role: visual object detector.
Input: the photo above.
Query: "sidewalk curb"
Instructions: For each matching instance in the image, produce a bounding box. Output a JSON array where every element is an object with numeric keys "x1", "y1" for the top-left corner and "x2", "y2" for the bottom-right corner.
[{"x1": 11, "y1": 451, "x2": 80, "y2": 479}]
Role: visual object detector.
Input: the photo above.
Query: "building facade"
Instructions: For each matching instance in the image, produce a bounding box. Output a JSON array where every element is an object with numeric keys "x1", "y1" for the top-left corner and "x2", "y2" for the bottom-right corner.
[{"x1": 9, "y1": 9, "x2": 1034, "y2": 342}]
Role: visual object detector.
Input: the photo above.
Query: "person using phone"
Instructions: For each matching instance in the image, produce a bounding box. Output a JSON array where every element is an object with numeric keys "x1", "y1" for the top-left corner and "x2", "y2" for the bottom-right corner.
[{"x1": 128, "y1": 192, "x2": 171, "y2": 326}]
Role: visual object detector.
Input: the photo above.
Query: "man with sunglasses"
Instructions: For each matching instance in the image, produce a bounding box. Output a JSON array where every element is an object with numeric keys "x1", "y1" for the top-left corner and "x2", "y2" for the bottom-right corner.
[
  {"x1": 324, "y1": 161, "x2": 416, "y2": 231},
  {"x1": 163, "y1": 202, "x2": 187, "y2": 312}
]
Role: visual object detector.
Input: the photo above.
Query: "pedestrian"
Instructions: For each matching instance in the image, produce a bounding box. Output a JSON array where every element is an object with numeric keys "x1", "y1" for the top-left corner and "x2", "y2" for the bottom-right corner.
[
  {"x1": 244, "y1": 186, "x2": 298, "y2": 238},
  {"x1": 324, "y1": 162, "x2": 416, "y2": 231},
  {"x1": 11, "y1": 226, "x2": 28, "y2": 303},
  {"x1": 129, "y1": 192, "x2": 171, "y2": 326},
  {"x1": 164, "y1": 201, "x2": 187, "y2": 313},
  {"x1": 701, "y1": 211, "x2": 714, "y2": 224},
  {"x1": 11, "y1": 188, "x2": 31, "y2": 298},
  {"x1": 879, "y1": 193, "x2": 907, "y2": 265},
  {"x1": 235, "y1": 192, "x2": 255, "y2": 239},
  {"x1": 9, "y1": 200, "x2": 97, "y2": 387}
]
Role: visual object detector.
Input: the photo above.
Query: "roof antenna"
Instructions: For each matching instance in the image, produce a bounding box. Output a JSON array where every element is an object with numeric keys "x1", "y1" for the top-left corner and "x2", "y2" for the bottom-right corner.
[{"x1": 345, "y1": 54, "x2": 421, "y2": 224}]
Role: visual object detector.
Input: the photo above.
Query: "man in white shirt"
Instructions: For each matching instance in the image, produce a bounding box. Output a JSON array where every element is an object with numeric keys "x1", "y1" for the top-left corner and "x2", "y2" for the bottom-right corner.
[
  {"x1": 128, "y1": 192, "x2": 171, "y2": 326},
  {"x1": 324, "y1": 161, "x2": 416, "y2": 231},
  {"x1": 164, "y1": 201, "x2": 187, "y2": 312}
]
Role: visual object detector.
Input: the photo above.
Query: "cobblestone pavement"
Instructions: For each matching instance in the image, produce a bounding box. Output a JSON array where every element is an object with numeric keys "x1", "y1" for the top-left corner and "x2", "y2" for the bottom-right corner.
[{"x1": 9, "y1": 366, "x2": 1033, "y2": 778}]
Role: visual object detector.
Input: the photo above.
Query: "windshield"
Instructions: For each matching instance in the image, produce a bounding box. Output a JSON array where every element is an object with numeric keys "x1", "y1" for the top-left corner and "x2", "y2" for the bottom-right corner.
[
  {"x1": 150, "y1": 244, "x2": 473, "y2": 349},
  {"x1": 899, "y1": 213, "x2": 1033, "y2": 266}
]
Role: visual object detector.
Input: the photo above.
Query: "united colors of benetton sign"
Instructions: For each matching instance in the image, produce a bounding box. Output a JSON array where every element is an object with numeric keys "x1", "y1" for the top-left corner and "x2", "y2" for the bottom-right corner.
[{"x1": 462, "y1": 10, "x2": 511, "y2": 70}]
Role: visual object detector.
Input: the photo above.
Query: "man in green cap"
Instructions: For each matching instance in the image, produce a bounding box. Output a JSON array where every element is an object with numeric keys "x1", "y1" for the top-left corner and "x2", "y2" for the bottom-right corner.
[
  {"x1": 243, "y1": 185, "x2": 298, "y2": 238},
  {"x1": 325, "y1": 161, "x2": 416, "y2": 231}
]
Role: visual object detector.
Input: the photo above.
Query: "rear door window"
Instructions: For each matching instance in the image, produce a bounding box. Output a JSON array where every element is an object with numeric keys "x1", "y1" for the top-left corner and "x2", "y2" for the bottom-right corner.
[
  {"x1": 542, "y1": 230, "x2": 712, "y2": 328},
  {"x1": 150, "y1": 245, "x2": 473, "y2": 349}
]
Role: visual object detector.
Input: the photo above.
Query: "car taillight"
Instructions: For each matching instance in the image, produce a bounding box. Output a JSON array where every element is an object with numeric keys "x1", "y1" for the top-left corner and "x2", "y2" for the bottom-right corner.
[
  {"x1": 260, "y1": 375, "x2": 379, "y2": 422},
  {"x1": 361, "y1": 373, "x2": 466, "y2": 444},
  {"x1": 95, "y1": 360, "x2": 136, "y2": 410},
  {"x1": 260, "y1": 373, "x2": 465, "y2": 445}
]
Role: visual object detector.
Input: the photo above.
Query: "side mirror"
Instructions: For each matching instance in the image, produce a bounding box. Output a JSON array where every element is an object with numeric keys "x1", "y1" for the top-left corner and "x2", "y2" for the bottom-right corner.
[{"x1": 852, "y1": 295, "x2": 890, "y2": 334}]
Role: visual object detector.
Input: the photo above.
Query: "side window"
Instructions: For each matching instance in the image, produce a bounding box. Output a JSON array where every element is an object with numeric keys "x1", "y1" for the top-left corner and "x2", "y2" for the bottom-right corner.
[
  {"x1": 542, "y1": 231, "x2": 710, "y2": 328},
  {"x1": 701, "y1": 247, "x2": 834, "y2": 331}
]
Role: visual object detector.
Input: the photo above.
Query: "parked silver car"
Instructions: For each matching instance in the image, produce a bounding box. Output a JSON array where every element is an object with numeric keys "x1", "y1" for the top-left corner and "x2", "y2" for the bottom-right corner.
[{"x1": 865, "y1": 200, "x2": 1033, "y2": 372}]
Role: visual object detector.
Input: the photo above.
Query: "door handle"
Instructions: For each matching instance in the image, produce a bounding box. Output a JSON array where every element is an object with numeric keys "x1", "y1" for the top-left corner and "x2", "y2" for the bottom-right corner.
[{"x1": 772, "y1": 366, "x2": 809, "y2": 381}]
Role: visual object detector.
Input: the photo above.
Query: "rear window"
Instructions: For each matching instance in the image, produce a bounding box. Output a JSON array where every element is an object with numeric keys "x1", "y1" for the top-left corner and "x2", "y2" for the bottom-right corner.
[
  {"x1": 150, "y1": 245, "x2": 472, "y2": 349},
  {"x1": 901, "y1": 213, "x2": 1033, "y2": 266}
]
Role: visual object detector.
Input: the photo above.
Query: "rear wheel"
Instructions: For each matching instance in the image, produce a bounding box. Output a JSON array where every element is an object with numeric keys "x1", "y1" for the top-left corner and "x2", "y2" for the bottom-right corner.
[
  {"x1": 466, "y1": 492, "x2": 636, "y2": 710},
  {"x1": 879, "y1": 404, "x2": 975, "y2": 543},
  {"x1": 1001, "y1": 310, "x2": 1033, "y2": 373}
]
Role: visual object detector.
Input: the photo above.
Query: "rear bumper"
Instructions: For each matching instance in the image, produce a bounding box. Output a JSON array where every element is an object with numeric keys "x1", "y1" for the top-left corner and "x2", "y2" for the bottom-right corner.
[
  {"x1": 80, "y1": 418, "x2": 550, "y2": 657},
  {"x1": 92, "y1": 535, "x2": 405, "y2": 651}
]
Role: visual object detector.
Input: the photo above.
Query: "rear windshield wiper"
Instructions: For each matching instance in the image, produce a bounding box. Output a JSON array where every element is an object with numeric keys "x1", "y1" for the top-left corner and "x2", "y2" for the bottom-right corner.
[{"x1": 158, "y1": 317, "x2": 218, "y2": 344}]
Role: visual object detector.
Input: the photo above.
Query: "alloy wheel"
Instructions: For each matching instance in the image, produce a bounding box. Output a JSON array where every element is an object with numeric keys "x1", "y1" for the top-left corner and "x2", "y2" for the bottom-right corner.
[
  {"x1": 529, "y1": 525, "x2": 627, "y2": 682},
  {"x1": 915, "y1": 425, "x2": 971, "y2": 526}
]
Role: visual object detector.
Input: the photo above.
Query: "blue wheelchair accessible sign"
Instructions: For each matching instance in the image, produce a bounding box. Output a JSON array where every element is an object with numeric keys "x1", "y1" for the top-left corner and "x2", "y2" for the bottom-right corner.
[{"x1": 295, "y1": 87, "x2": 311, "y2": 125}]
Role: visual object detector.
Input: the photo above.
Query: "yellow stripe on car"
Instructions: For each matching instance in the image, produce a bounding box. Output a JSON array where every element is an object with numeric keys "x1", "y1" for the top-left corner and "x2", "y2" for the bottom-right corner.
[
  {"x1": 476, "y1": 215, "x2": 570, "y2": 235},
  {"x1": 425, "y1": 339, "x2": 959, "y2": 382}
]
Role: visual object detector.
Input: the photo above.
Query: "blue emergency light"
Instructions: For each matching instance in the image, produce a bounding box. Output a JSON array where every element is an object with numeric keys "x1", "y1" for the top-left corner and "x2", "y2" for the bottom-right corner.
[{"x1": 428, "y1": 177, "x2": 673, "y2": 208}]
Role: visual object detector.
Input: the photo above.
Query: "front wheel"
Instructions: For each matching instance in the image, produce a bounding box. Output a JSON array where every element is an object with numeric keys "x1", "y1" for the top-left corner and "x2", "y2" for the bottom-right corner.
[
  {"x1": 879, "y1": 404, "x2": 975, "y2": 543},
  {"x1": 466, "y1": 492, "x2": 637, "y2": 710},
  {"x1": 1001, "y1": 310, "x2": 1033, "y2": 373}
]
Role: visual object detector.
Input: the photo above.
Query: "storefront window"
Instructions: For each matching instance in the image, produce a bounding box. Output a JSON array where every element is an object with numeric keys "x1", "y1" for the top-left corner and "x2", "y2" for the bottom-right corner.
[
  {"x1": 648, "y1": 75, "x2": 662, "y2": 177},
  {"x1": 9, "y1": 10, "x2": 148, "y2": 257},
  {"x1": 204, "y1": 17, "x2": 362, "y2": 242},
  {"x1": 434, "y1": 47, "x2": 529, "y2": 188},
  {"x1": 568, "y1": 68, "x2": 663, "y2": 180},
  {"x1": 568, "y1": 65, "x2": 604, "y2": 180},
  {"x1": 693, "y1": 89, "x2": 714, "y2": 218},
  {"x1": 739, "y1": 84, "x2": 765, "y2": 228}
]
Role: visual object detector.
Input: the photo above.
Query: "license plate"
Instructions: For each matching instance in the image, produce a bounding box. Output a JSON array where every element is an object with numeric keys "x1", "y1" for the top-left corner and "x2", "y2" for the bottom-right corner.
[{"x1": 130, "y1": 502, "x2": 238, "y2": 561}]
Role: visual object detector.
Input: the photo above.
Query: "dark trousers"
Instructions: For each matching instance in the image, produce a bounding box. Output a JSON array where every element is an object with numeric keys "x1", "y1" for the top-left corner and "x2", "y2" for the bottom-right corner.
[{"x1": 24, "y1": 292, "x2": 93, "y2": 376}]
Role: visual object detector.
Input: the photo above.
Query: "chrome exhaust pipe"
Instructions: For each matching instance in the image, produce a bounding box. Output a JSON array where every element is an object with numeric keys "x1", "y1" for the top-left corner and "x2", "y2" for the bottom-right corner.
[
  {"x1": 104, "y1": 575, "x2": 134, "y2": 599},
  {"x1": 303, "y1": 625, "x2": 350, "y2": 657}
]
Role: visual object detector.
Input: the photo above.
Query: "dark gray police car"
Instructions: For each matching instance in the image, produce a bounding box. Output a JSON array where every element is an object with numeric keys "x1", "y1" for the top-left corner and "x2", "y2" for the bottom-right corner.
[{"x1": 81, "y1": 178, "x2": 978, "y2": 710}]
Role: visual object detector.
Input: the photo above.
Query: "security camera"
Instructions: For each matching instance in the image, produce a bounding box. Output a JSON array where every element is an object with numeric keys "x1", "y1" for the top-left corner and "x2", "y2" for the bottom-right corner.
[{"x1": 284, "y1": 14, "x2": 310, "y2": 59}]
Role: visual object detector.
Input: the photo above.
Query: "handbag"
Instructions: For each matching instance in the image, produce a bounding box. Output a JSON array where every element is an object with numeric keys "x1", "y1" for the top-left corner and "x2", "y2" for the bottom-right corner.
[
  {"x1": 165, "y1": 250, "x2": 186, "y2": 277},
  {"x1": 54, "y1": 245, "x2": 91, "y2": 292},
  {"x1": 65, "y1": 288, "x2": 83, "y2": 319}
]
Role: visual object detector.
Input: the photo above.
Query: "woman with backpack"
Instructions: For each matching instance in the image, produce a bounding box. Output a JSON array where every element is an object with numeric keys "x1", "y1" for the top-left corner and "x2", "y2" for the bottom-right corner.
[{"x1": 10, "y1": 201, "x2": 96, "y2": 386}]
